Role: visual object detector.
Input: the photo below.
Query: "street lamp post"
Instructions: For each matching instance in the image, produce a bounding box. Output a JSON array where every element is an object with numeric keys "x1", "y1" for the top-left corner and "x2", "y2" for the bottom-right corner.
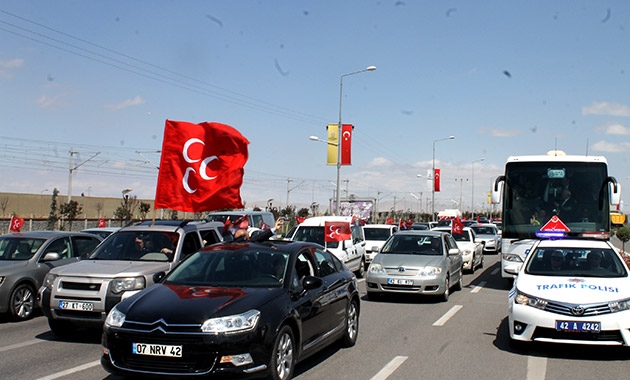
[
  {"x1": 335, "y1": 65, "x2": 376, "y2": 215},
  {"x1": 431, "y1": 136, "x2": 455, "y2": 221},
  {"x1": 416, "y1": 174, "x2": 424, "y2": 213},
  {"x1": 471, "y1": 158, "x2": 485, "y2": 219}
]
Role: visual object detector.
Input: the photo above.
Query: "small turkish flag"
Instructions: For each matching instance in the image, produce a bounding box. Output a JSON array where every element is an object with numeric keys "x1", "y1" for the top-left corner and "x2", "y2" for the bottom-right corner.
[
  {"x1": 324, "y1": 221, "x2": 352, "y2": 242},
  {"x1": 9, "y1": 215, "x2": 24, "y2": 232},
  {"x1": 452, "y1": 216, "x2": 464, "y2": 234}
]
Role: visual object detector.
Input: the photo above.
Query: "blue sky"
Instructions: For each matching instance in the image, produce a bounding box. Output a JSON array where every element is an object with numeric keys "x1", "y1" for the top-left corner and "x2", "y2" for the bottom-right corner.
[{"x1": 1, "y1": 1, "x2": 629, "y2": 215}]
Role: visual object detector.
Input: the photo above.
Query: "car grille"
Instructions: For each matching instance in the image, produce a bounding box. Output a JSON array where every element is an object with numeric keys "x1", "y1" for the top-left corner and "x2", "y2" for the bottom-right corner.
[
  {"x1": 544, "y1": 300, "x2": 612, "y2": 317},
  {"x1": 382, "y1": 284, "x2": 422, "y2": 291},
  {"x1": 61, "y1": 281, "x2": 102, "y2": 291},
  {"x1": 384, "y1": 267, "x2": 418, "y2": 276},
  {"x1": 532, "y1": 327, "x2": 623, "y2": 344},
  {"x1": 109, "y1": 327, "x2": 217, "y2": 374}
]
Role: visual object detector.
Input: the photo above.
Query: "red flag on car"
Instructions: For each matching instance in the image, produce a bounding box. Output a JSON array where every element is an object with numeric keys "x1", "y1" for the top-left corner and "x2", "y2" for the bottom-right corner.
[
  {"x1": 9, "y1": 215, "x2": 24, "y2": 232},
  {"x1": 452, "y1": 216, "x2": 464, "y2": 234},
  {"x1": 324, "y1": 221, "x2": 352, "y2": 242},
  {"x1": 154, "y1": 120, "x2": 250, "y2": 213},
  {"x1": 295, "y1": 216, "x2": 306, "y2": 224}
]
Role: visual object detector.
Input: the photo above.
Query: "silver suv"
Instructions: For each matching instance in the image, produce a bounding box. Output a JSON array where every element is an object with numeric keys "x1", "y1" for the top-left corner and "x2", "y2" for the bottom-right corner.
[
  {"x1": 39, "y1": 220, "x2": 223, "y2": 335},
  {"x1": 0, "y1": 231, "x2": 102, "y2": 321}
]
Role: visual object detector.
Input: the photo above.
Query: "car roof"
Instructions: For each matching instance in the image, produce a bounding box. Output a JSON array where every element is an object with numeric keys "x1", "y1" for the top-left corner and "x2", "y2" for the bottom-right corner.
[
  {"x1": 81, "y1": 227, "x2": 120, "y2": 232},
  {"x1": 120, "y1": 220, "x2": 224, "y2": 233},
  {"x1": 363, "y1": 224, "x2": 396, "y2": 229},
  {"x1": 395, "y1": 230, "x2": 449, "y2": 237},
  {"x1": 298, "y1": 216, "x2": 354, "y2": 226},
  {"x1": 0, "y1": 231, "x2": 101, "y2": 239},
  {"x1": 534, "y1": 239, "x2": 612, "y2": 250},
  {"x1": 201, "y1": 238, "x2": 323, "y2": 253}
]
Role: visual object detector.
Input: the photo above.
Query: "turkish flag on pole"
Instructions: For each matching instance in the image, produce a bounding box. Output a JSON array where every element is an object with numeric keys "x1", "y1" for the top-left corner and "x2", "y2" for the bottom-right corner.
[
  {"x1": 434, "y1": 168, "x2": 441, "y2": 192},
  {"x1": 341, "y1": 124, "x2": 353, "y2": 166},
  {"x1": 452, "y1": 216, "x2": 464, "y2": 234},
  {"x1": 155, "y1": 120, "x2": 250, "y2": 213},
  {"x1": 9, "y1": 215, "x2": 24, "y2": 232},
  {"x1": 324, "y1": 221, "x2": 352, "y2": 242}
]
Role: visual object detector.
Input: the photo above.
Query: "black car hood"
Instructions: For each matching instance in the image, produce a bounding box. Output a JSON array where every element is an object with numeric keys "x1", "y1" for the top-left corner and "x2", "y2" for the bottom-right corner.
[{"x1": 119, "y1": 284, "x2": 285, "y2": 324}]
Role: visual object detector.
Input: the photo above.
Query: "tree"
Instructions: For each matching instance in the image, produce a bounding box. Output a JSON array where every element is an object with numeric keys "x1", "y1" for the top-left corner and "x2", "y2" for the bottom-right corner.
[
  {"x1": 616, "y1": 226, "x2": 630, "y2": 256},
  {"x1": 114, "y1": 206, "x2": 131, "y2": 227},
  {"x1": 138, "y1": 202, "x2": 151, "y2": 219},
  {"x1": 0, "y1": 196, "x2": 8, "y2": 217},
  {"x1": 59, "y1": 200, "x2": 82, "y2": 231},
  {"x1": 46, "y1": 188, "x2": 60, "y2": 230}
]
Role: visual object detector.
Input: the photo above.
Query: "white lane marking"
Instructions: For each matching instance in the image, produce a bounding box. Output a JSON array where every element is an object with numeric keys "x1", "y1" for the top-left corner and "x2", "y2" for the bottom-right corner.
[
  {"x1": 470, "y1": 281, "x2": 487, "y2": 293},
  {"x1": 432, "y1": 305, "x2": 463, "y2": 326},
  {"x1": 35, "y1": 360, "x2": 101, "y2": 380},
  {"x1": 0, "y1": 339, "x2": 41, "y2": 353},
  {"x1": 370, "y1": 356, "x2": 408, "y2": 380},
  {"x1": 526, "y1": 355, "x2": 547, "y2": 380},
  {"x1": 491, "y1": 268, "x2": 499, "y2": 275}
]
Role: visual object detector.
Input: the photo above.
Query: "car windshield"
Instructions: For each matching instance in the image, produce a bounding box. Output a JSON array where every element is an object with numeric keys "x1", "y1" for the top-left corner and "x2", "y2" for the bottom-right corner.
[
  {"x1": 524, "y1": 247, "x2": 627, "y2": 278},
  {"x1": 445, "y1": 231, "x2": 470, "y2": 242},
  {"x1": 292, "y1": 226, "x2": 339, "y2": 248},
  {"x1": 471, "y1": 226, "x2": 496, "y2": 235},
  {"x1": 165, "y1": 247, "x2": 290, "y2": 288},
  {"x1": 380, "y1": 235, "x2": 442, "y2": 256},
  {"x1": 88, "y1": 231, "x2": 179, "y2": 262},
  {"x1": 0, "y1": 237, "x2": 46, "y2": 260},
  {"x1": 363, "y1": 228, "x2": 391, "y2": 241}
]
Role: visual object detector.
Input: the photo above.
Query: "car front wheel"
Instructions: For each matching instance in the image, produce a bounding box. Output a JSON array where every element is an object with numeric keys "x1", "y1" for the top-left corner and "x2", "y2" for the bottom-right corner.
[
  {"x1": 9, "y1": 283, "x2": 35, "y2": 321},
  {"x1": 341, "y1": 299, "x2": 359, "y2": 347},
  {"x1": 268, "y1": 326, "x2": 295, "y2": 380},
  {"x1": 441, "y1": 275, "x2": 450, "y2": 302}
]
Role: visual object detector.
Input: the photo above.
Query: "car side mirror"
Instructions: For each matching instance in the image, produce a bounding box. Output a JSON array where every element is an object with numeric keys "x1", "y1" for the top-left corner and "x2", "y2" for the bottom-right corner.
[
  {"x1": 153, "y1": 271, "x2": 166, "y2": 283},
  {"x1": 41, "y1": 252, "x2": 61, "y2": 262},
  {"x1": 302, "y1": 276, "x2": 323, "y2": 290},
  {"x1": 372, "y1": 246, "x2": 380, "y2": 253},
  {"x1": 448, "y1": 248, "x2": 460, "y2": 256}
]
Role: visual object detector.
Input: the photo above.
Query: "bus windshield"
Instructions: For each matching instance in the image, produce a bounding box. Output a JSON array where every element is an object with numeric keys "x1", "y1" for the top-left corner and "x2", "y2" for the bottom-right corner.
[{"x1": 502, "y1": 161, "x2": 610, "y2": 239}]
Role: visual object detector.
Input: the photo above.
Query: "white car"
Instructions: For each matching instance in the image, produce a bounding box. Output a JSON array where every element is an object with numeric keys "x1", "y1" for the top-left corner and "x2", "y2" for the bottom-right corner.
[
  {"x1": 432, "y1": 227, "x2": 483, "y2": 273},
  {"x1": 470, "y1": 223, "x2": 501, "y2": 254},
  {"x1": 507, "y1": 238, "x2": 630, "y2": 346},
  {"x1": 363, "y1": 224, "x2": 398, "y2": 266}
]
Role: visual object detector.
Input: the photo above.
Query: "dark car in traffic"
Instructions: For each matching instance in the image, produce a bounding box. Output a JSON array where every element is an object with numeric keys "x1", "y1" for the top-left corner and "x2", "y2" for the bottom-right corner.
[{"x1": 101, "y1": 239, "x2": 360, "y2": 379}]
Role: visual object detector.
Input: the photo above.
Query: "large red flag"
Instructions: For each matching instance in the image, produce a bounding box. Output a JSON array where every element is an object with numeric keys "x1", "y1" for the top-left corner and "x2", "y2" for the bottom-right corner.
[
  {"x1": 324, "y1": 221, "x2": 352, "y2": 242},
  {"x1": 155, "y1": 120, "x2": 250, "y2": 213},
  {"x1": 434, "y1": 168, "x2": 441, "y2": 192},
  {"x1": 341, "y1": 124, "x2": 353, "y2": 166},
  {"x1": 452, "y1": 216, "x2": 464, "y2": 234},
  {"x1": 9, "y1": 215, "x2": 24, "y2": 232}
]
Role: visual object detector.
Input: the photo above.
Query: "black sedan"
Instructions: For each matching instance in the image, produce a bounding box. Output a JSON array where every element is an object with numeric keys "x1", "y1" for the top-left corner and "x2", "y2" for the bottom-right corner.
[{"x1": 101, "y1": 240, "x2": 360, "y2": 379}]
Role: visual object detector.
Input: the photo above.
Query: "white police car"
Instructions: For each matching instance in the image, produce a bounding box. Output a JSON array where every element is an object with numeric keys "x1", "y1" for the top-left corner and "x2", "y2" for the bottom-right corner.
[{"x1": 507, "y1": 238, "x2": 630, "y2": 346}]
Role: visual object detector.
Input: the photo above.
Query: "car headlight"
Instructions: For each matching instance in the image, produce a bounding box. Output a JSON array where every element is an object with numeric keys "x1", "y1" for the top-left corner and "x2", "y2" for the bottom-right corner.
[
  {"x1": 105, "y1": 307, "x2": 126, "y2": 328},
  {"x1": 418, "y1": 266, "x2": 443, "y2": 277},
  {"x1": 110, "y1": 277, "x2": 146, "y2": 294},
  {"x1": 514, "y1": 290, "x2": 548, "y2": 310},
  {"x1": 44, "y1": 273, "x2": 57, "y2": 288},
  {"x1": 462, "y1": 249, "x2": 472, "y2": 255},
  {"x1": 609, "y1": 299, "x2": 630, "y2": 312},
  {"x1": 503, "y1": 253, "x2": 523, "y2": 263},
  {"x1": 201, "y1": 309, "x2": 260, "y2": 334},
  {"x1": 368, "y1": 263, "x2": 386, "y2": 274}
]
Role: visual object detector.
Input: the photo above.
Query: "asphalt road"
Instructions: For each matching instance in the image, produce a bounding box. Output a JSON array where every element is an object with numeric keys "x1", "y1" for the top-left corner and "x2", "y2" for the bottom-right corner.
[{"x1": 1, "y1": 254, "x2": 629, "y2": 380}]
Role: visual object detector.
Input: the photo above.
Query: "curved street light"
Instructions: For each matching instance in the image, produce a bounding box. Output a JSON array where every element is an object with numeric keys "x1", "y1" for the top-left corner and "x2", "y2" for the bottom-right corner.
[
  {"x1": 335, "y1": 66, "x2": 376, "y2": 215},
  {"x1": 471, "y1": 158, "x2": 485, "y2": 219}
]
